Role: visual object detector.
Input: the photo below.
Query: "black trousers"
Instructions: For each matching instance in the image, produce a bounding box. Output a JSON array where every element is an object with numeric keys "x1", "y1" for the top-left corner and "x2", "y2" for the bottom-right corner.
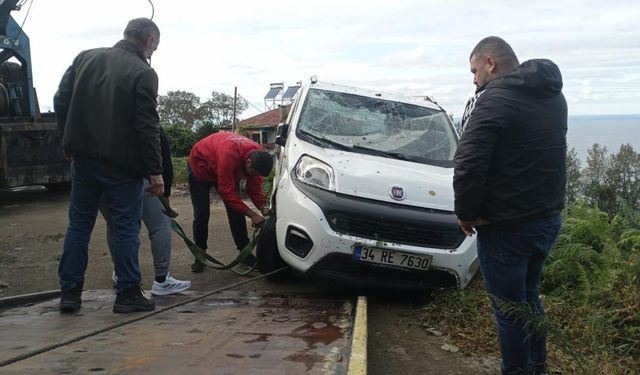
[{"x1": 188, "y1": 165, "x2": 249, "y2": 252}]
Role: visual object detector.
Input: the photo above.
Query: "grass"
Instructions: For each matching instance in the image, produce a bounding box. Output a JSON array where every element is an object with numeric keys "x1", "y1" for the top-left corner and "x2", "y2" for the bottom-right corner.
[
  {"x1": 172, "y1": 156, "x2": 188, "y2": 185},
  {"x1": 414, "y1": 203, "x2": 640, "y2": 374}
]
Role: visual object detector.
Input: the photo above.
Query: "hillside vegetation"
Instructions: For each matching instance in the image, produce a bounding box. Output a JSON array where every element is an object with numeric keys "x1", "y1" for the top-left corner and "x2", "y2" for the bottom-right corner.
[{"x1": 417, "y1": 144, "x2": 640, "y2": 374}]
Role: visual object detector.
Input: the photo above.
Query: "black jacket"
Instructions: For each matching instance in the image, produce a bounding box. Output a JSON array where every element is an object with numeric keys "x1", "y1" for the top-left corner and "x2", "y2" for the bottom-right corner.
[
  {"x1": 54, "y1": 40, "x2": 162, "y2": 177},
  {"x1": 454, "y1": 59, "x2": 567, "y2": 223}
]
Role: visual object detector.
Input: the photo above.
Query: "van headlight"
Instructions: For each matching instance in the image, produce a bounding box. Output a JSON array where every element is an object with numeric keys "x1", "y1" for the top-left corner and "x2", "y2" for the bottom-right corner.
[{"x1": 294, "y1": 155, "x2": 335, "y2": 191}]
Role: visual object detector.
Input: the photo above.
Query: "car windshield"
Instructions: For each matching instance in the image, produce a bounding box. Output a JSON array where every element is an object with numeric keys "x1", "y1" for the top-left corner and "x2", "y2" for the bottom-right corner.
[{"x1": 295, "y1": 88, "x2": 457, "y2": 167}]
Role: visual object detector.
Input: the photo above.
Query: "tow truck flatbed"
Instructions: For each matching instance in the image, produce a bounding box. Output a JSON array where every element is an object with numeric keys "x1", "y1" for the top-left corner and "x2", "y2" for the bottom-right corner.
[{"x1": 0, "y1": 289, "x2": 363, "y2": 374}]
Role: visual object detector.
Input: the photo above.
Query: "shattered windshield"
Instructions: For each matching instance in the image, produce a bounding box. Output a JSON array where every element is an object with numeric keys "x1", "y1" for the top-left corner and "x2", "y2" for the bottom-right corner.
[{"x1": 295, "y1": 88, "x2": 457, "y2": 167}]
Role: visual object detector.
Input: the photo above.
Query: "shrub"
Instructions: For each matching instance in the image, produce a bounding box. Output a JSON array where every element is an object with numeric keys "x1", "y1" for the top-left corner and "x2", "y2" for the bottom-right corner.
[
  {"x1": 417, "y1": 203, "x2": 640, "y2": 373},
  {"x1": 172, "y1": 156, "x2": 188, "y2": 185},
  {"x1": 163, "y1": 124, "x2": 197, "y2": 157}
]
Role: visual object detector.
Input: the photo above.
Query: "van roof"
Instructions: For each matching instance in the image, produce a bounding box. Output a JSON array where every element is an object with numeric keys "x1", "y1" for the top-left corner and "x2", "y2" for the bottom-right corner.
[{"x1": 307, "y1": 80, "x2": 443, "y2": 111}]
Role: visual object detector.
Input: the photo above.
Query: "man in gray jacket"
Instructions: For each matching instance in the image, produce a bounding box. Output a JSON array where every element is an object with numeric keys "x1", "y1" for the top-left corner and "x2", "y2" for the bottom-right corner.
[{"x1": 54, "y1": 18, "x2": 164, "y2": 314}]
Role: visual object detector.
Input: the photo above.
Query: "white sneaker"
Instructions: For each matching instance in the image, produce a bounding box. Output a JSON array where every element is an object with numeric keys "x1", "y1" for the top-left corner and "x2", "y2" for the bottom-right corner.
[{"x1": 151, "y1": 274, "x2": 191, "y2": 296}]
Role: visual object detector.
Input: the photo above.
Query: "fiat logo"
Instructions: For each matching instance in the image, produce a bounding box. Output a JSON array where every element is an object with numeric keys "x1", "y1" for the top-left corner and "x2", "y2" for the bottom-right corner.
[{"x1": 389, "y1": 185, "x2": 405, "y2": 200}]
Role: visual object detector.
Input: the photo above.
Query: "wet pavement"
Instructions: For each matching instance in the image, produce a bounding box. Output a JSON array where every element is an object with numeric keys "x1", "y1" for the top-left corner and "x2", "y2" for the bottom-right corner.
[{"x1": 0, "y1": 290, "x2": 353, "y2": 374}]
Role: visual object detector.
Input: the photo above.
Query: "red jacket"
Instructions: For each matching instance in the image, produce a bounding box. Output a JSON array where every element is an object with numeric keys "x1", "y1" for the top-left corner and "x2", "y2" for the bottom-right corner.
[{"x1": 188, "y1": 132, "x2": 266, "y2": 214}]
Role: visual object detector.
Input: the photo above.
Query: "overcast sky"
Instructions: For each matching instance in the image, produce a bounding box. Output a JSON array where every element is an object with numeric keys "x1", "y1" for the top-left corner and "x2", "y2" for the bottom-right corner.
[{"x1": 17, "y1": 0, "x2": 640, "y2": 119}]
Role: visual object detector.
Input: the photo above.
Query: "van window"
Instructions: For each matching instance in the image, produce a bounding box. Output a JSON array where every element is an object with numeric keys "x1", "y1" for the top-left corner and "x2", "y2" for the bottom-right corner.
[{"x1": 296, "y1": 88, "x2": 457, "y2": 167}]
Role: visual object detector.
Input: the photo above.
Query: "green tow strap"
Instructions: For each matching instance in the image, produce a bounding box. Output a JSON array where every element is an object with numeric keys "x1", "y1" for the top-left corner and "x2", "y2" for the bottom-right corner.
[{"x1": 170, "y1": 218, "x2": 263, "y2": 276}]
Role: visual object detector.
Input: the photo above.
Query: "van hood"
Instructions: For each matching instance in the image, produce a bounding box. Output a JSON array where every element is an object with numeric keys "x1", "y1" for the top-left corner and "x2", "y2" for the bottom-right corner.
[{"x1": 316, "y1": 149, "x2": 455, "y2": 211}]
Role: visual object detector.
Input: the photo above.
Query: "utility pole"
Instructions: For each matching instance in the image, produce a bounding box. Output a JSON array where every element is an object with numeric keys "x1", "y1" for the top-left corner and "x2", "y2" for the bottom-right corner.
[{"x1": 232, "y1": 86, "x2": 237, "y2": 133}]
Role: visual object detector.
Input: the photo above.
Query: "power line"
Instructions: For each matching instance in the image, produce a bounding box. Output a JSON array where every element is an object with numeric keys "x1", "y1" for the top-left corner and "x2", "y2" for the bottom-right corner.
[
  {"x1": 13, "y1": 0, "x2": 33, "y2": 41},
  {"x1": 148, "y1": 0, "x2": 155, "y2": 20},
  {"x1": 243, "y1": 98, "x2": 264, "y2": 113}
]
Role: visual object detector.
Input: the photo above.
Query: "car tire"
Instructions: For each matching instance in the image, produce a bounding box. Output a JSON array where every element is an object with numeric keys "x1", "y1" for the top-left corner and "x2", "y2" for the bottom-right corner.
[{"x1": 256, "y1": 213, "x2": 290, "y2": 280}]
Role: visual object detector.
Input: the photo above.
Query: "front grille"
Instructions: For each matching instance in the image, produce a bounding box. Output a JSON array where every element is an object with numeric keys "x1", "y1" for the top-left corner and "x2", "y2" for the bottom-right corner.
[
  {"x1": 327, "y1": 212, "x2": 465, "y2": 249},
  {"x1": 291, "y1": 177, "x2": 465, "y2": 249}
]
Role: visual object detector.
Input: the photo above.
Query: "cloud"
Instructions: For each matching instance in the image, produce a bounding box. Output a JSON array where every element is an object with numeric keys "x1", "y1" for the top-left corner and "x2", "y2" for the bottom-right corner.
[{"x1": 18, "y1": 0, "x2": 640, "y2": 116}]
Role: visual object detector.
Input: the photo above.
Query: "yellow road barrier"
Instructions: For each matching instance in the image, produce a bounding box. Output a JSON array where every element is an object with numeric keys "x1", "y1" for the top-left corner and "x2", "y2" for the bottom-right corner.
[{"x1": 348, "y1": 295, "x2": 367, "y2": 375}]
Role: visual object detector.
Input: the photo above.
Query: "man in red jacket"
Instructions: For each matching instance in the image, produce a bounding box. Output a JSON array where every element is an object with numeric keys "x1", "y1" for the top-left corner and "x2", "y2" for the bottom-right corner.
[{"x1": 188, "y1": 132, "x2": 274, "y2": 273}]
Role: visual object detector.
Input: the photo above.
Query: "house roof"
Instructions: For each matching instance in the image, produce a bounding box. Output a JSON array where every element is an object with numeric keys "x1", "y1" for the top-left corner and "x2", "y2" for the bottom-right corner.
[{"x1": 236, "y1": 105, "x2": 290, "y2": 129}]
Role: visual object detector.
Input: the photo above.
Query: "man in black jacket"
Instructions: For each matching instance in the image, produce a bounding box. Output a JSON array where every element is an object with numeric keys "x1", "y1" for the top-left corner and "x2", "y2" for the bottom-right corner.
[
  {"x1": 454, "y1": 36, "x2": 567, "y2": 375},
  {"x1": 54, "y1": 18, "x2": 164, "y2": 314}
]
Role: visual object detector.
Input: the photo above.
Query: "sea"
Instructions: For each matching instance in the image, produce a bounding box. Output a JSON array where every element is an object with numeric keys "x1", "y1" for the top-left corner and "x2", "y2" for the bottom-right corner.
[{"x1": 567, "y1": 114, "x2": 640, "y2": 163}]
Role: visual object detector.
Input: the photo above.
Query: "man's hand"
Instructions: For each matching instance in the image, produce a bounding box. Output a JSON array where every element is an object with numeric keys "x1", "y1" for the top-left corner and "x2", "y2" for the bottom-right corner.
[
  {"x1": 145, "y1": 174, "x2": 165, "y2": 196},
  {"x1": 458, "y1": 217, "x2": 490, "y2": 237},
  {"x1": 247, "y1": 210, "x2": 265, "y2": 227},
  {"x1": 260, "y1": 206, "x2": 270, "y2": 216}
]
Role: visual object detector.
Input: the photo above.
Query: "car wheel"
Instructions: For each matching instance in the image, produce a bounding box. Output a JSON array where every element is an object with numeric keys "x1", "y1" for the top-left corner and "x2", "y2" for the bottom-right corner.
[{"x1": 256, "y1": 213, "x2": 290, "y2": 280}]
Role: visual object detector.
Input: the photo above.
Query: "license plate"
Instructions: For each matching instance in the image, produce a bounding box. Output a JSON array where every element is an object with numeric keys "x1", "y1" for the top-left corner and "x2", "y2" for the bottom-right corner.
[{"x1": 352, "y1": 245, "x2": 432, "y2": 271}]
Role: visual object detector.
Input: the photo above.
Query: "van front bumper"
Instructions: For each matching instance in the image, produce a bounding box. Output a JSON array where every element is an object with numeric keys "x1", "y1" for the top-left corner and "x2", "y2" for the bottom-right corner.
[{"x1": 275, "y1": 178, "x2": 478, "y2": 288}]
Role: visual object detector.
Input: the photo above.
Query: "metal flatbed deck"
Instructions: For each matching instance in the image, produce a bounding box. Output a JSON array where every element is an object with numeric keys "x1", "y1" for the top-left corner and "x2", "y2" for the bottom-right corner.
[{"x1": 0, "y1": 288, "x2": 360, "y2": 374}]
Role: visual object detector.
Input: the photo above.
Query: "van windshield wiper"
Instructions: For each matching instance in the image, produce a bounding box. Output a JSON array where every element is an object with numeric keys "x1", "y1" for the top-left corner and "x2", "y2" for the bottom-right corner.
[
  {"x1": 297, "y1": 130, "x2": 352, "y2": 151},
  {"x1": 352, "y1": 144, "x2": 410, "y2": 161},
  {"x1": 355, "y1": 144, "x2": 454, "y2": 167}
]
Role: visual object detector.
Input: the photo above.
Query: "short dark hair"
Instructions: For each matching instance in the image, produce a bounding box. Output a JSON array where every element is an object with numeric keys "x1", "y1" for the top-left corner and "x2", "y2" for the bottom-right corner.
[
  {"x1": 470, "y1": 36, "x2": 519, "y2": 67},
  {"x1": 249, "y1": 151, "x2": 274, "y2": 177},
  {"x1": 123, "y1": 18, "x2": 160, "y2": 41}
]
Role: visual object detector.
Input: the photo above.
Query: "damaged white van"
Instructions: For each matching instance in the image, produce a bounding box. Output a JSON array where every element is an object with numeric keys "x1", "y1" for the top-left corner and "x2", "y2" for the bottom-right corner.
[{"x1": 256, "y1": 79, "x2": 478, "y2": 289}]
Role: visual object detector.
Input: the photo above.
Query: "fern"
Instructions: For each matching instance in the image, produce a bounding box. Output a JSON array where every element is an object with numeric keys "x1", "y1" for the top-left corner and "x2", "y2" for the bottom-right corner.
[{"x1": 417, "y1": 202, "x2": 640, "y2": 372}]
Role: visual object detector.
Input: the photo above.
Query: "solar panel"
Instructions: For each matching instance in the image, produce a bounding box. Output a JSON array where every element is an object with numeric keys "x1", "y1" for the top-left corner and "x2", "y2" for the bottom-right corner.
[
  {"x1": 282, "y1": 86, "x2": 300, "y2": 99},
  {"x1": 264, "y1": 87, "x2": 282, "y2": 99}
]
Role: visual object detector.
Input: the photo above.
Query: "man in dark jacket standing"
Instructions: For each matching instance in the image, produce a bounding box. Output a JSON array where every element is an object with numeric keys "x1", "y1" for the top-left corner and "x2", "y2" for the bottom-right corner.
[
  {"x1": 54, "y1": 18, "x2": 164, "y2": 313},
  {"x1": 454, "y1": 36, "x2": 567, "y2": 375}
]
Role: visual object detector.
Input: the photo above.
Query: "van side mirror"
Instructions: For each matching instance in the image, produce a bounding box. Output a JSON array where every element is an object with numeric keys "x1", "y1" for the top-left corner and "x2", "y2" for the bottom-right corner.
[{"x1": 275, "y1": 123, "x2": 289, "y2": 147}]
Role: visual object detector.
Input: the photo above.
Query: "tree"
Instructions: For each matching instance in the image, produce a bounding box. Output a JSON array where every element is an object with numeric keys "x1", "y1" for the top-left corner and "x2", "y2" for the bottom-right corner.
[
  {"x1": 200, "y1": 91, "x2": 249, "y2": 127},
  {"x1": 581, "y1": 143, "x2": 640, "y2": 216},
  {"x1": 584, "y1": 144, "x2": 609, "y2": 183},
  {"x1": 584, "y1": 144, "x2": 617, "y2": 215},
  {"x1": 158, "y1": 89, "x2": 251, "y2": 149},
  {"x1": 566, "y1": 147, "x2": 583, "y2": 204},
  {"x1": 162, "y1": 124, "x2": 197, "y2": 157},
  {"x1": 606, "y1": 144, "x2": 640, "y2": 211},
  {"x1": 195, "y1": 122, "x2": 218, "y2": 141},
  {"x1": 159, "y1": 90, "x2": 250, "y2": 130},
  {"x1": 158, "y1": 91, "x2": 202, "y2": 128}
]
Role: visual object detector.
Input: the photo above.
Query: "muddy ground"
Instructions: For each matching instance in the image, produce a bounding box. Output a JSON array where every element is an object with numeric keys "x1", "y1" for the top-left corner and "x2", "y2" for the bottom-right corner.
[{"x1": 0, "y1": 186, "x2": 499, "y2": 374}]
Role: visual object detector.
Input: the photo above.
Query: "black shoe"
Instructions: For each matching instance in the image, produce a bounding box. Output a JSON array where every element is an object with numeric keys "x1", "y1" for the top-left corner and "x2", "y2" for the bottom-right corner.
[
  {"x1": 191, "y1": 260, "x2": 205, "y2": 273},
  {"x1": 59, "y1": 284, "x2": 83, "y2": 313},
  {"x1": 241, "y1": 253, "x2": 257, "y2": 267},
  {"x1": 113, "y1": 286, "x2": 155, "y2": 313}
]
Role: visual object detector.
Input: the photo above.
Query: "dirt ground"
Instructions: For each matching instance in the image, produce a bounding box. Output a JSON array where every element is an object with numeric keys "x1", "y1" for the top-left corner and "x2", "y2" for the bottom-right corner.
[{"x1": 0, "y1": 185, "x2": 499, "y2": 374}]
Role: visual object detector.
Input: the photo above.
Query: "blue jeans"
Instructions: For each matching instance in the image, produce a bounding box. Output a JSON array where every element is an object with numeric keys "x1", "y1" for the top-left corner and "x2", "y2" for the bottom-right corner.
[
  {"x1": 187, "y1": 165, "x2": 249, "y2": 252},
  {"x1": 476, "y1": 213, "x2": 561, "y2": 375},
  {"x1": 101, "y1": 180, "x2": 172, "y2": 278},
  {"x1": 58, "y1": 158, "x2": 144, "y2": 293}
]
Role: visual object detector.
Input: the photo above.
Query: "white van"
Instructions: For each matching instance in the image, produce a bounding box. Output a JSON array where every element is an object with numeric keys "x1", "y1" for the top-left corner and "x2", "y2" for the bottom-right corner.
[{"x1": 256, "y1": 80, "x2": 478, "y2": 289}]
